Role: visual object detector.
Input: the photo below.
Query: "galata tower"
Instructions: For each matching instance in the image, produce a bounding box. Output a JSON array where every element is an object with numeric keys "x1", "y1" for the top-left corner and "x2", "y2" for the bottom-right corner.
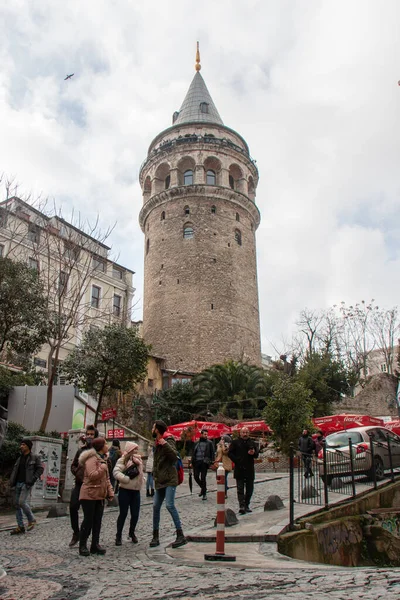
[{"x1": 139, "y1": 45, "x2": 261, "y2": 373}]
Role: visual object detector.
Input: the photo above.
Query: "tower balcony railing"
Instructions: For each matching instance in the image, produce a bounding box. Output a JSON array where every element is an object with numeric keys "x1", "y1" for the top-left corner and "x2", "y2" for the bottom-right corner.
[{"x1": 139, "y1": 134, "x2": 259, "y2": 177}]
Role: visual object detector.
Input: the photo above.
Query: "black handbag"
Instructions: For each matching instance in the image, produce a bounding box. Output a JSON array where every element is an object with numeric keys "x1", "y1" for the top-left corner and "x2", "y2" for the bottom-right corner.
[{"x1": 125, "y1": 464, "x2": 139, "y2": 479}]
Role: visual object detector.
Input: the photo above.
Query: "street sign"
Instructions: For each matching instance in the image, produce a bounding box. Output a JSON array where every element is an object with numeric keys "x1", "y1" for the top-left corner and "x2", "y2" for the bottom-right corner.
[
  {"x1": 107, "y1": 429, "x2": 124, "y2": 439},
  {"x1": 102, "y1": 408, "x2": 117, "y2": 421}
]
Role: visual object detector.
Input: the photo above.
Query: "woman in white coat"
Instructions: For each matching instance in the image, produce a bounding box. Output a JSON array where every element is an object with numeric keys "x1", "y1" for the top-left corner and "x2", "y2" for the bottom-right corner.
[{"x1": 113, "y1": 441, "x2": 144, "y2": 545}]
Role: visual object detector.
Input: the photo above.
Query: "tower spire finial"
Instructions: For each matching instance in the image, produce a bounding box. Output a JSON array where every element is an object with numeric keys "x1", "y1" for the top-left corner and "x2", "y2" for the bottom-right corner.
[{"x1": 195, "y1": 41, "x2": 201, "y2": 72}]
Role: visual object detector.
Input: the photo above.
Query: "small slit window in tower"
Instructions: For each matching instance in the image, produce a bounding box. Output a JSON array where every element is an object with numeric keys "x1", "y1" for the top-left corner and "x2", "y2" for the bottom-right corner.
[
  {"x1": 183, "y1": 225, "x2": 194, "y2": 239},
  {"x1": 146, "y1": 238, "x2": 150, "y2": 254},
  {"x1": 229, "y1": 175, "x2": 235, "y2": 190},
  {"x1": 184, "y1": 205, "x2": 190, "y2": 215},
  {"x1": 165, "y1": 175, "x2": 170, "y2": 189},
  {"x1": 211, "y1": 303, "x2": 214, "y2": 310},
  {"x1": 200, "y1": 102, "x2": 209, "y2": 114},
  {"x1": 207, "y1": 170, "x2": 216, "y2": 185},
  {"x1": 177, "y1": 279, "x2": 180, "y2": 284},
  {"x1": 161, "y1": 211, "x2": 165, "y2": 221},
  {"x1": 235, "y1": 229, "x2": 242, "y2": 246},
  {"x1": 184, "y1": 170, "x2": 193, "y2": 185},
  {"x1": 211, "y1": 205, "x2": 216, "y2": 214},
  {"x1": 236, "y1": 212, "x2": 240, "y2": 222}
]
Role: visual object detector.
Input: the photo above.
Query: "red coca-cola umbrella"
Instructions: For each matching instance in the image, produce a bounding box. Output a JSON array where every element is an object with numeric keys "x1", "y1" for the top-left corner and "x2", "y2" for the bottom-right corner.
[
  {"x1": 166, "y1": 420, "x2": 231, "y2": 441},
  {"x1": 382, "y1": 420, "x2": 400, "y2": 436},
  {"x1": 312, "y1": 414, "x2": 384, "y2": 435},
  {"x1": 231, "y1": 420, "x2": 271, "y2": 433}
]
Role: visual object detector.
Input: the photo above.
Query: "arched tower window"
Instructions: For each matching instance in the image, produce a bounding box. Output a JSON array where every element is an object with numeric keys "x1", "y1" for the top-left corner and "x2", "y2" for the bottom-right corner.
[
  {"x1": 248, "y1": 176, "x2": 255, "y2": 201},
  {"x1": 165, "y1": 175, "x2": 170, "y2": 190},
  {"x1": 161, "y1": 211, "x2": 165, "y2": 221},
  {"x1": 206, "y1": 170, "x2": 216, "y2": 185},
  {"x1": 236, "y1": 212, "x2": 240, "y2": 222},
  {"x1": 183, "y1": 224, "x2": 194, "y2": 239},
  {"x1": 234, "y1": 229, "x2": 242, "y2": 246},
  {"x1": 229, "y1": 164, "x2": 243, "y2": 192},
  {"x1": 211, "y1": 205, "x2": 216, "y2": 214},
  {"x1": 184, "y1": 205, "x2": 190, "y2": 215},
  {"x1": 154, "y1": 162, "x2": 171, "y2": 194},
  {"x1": 200, "y1": 102, "x2": 209, "y2": 114},
  {"x1": 144, "y1": 176, "x2": 151, "y2": 195},
  {"x1": 184, "y1": 170, "x2": 193, "y2": 185}
]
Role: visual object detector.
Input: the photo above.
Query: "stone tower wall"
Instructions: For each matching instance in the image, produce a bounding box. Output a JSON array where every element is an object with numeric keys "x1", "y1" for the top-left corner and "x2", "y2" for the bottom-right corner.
[{"x1": 139, "y1": 123, "x2": 261, "y2": 373}]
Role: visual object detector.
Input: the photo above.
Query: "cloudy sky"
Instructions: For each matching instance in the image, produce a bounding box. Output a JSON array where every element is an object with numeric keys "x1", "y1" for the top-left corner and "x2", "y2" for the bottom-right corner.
[{"x1": 1, "y1": 0, "x2": 399, "y2": 356}]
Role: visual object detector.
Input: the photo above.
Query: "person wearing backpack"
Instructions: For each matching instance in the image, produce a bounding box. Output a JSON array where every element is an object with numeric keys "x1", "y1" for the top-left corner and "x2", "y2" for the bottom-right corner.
[
  {"x1": 149, "y1": 420, "x2": 187, "y2": 549},
  {"x1": 191, "y1": 429, "x2": 215, "y2": 500}
]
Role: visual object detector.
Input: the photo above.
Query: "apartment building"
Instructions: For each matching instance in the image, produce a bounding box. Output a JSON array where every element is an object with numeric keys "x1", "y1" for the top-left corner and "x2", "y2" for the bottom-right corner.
[{"x1": 0, "y1": 196, "x2": 135, "y2": 378}]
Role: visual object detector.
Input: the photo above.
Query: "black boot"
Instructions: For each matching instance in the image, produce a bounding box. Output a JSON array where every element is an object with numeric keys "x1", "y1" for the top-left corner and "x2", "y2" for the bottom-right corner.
[
  {"x1": 115, "y1": 534, "x2": 122, "y2": 546},
  {"x1": 146, "y1": 491, "x2": 151, "y2": 497},
  {"x1": 151, "y1": 489, "x2": 155, "y2": 497},
  {"x1": 79, "y1": 543, "x2": 90, "y2": 556},
  {"x1": 90, "y1": 543, "x2": 106, "y2": 555},
  {"x1": 171, "y1": 528, "x2": 187, "y2": 548},
  {"x1": 149, "y1": 529, "x2": 159, "y2": 547}
]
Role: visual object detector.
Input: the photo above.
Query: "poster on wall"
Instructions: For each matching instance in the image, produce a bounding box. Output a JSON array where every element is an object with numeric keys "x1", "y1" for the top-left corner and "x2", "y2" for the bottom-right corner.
[
  {"x1": 72, "y1": 398, "x2": 85, "y2": 429},
  {"x1": 45, "y1": 442, "x2": 62, "y2": 499},
  {"x1": 31, "y1": 441, "x2": 48, "y2": 499}
]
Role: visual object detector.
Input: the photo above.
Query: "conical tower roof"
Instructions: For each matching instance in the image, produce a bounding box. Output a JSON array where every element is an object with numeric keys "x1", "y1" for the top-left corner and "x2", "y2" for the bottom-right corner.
[{"x1": 173, "y1": 71, "x2": 223, "y2": 126}]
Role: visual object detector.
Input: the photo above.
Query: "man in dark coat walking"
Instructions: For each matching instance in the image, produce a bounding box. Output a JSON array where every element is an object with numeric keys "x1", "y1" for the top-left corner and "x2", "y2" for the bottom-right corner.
[
  {"x1": 9, "y1": 438, "x2": 44, "y2": 535},
  {"x1": 228, "y1": 427, "x2": 259, "y2": 514},
  {"x1": 298, "y1": 429, "x2": 315, "y2": 478},
  {"x1": 191, "y1": 429, "x2": 215, "y2": 500}
]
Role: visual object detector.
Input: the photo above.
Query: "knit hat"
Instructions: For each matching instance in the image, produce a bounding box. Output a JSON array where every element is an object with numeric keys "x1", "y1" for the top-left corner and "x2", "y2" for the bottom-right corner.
[
  {"x1": 111, "y1": 439, "x2": 120, "y2": 447},
  {"x1": 92, "y1": 437, "x2": 106, "y2": 453},
  {"x1": 21, "y1": 438, "x2": 33, "y2": 450},
  {"x1": 124, "y1": 441, "x2": 138, "y2": 455}
]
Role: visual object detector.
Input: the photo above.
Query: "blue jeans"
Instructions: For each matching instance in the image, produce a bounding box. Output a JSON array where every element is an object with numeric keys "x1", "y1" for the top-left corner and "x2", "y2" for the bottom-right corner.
[
  {"x1": 117, "y1": 488, "x2": 141, "y2": 536},
  {"x1": 153, "y1": 486, "x2": 181, "y2": 530},
  {"x1": 15, "y1": 482, "x2": 35, "y2": 528},
  {"x1": 146, "y1": 472, "x2": 154, "y2": 493}
]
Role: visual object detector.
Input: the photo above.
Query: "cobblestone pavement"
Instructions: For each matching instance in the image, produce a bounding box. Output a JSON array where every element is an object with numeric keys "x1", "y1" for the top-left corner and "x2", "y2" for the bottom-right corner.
[{"x1": 1, "y1": 474, "x2": 400, "y2": 600}]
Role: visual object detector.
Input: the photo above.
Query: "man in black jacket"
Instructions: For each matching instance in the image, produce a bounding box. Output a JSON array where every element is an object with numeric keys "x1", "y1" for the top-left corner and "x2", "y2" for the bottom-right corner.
[
  {"x1": 228, "y1": 427, "x2": 259, "y2": 514},
  {"x1": 298, "y1": 429, "x2": 315, "y2": 478},
  {"x1": 68, "y1": 425, "x2": 98, "y2": 547},
  {"x1": 191, "y1": 429, "x2": 215, "y2": 500},
  {"x1": 9, "y1": 438, "x2": 44, "y2": 535}
]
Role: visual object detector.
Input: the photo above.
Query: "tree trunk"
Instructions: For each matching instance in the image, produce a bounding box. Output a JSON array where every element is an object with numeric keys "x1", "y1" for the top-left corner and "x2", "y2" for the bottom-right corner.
[
  {"x1": 94, "y1": 375, "x2": 109, "y2": 426},
  {"x1": 39, "y1": 346, "x2": 59, "y2": 432}
]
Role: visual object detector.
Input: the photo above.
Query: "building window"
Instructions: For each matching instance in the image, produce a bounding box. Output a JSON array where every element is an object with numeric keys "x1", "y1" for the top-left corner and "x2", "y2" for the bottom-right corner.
[
  {"x1": 34, "y1": 357, "x2": 47, "y2": 368},
  {"x1": 211, "y1": 205, "x2": 216, "y2": 214},
  {"x1": 113, "y1": 294, "x2": 122, "y2": 317},
  {"x1": 0, "y1": 209, "x2": 7, "y2": 228},
  {"x1": 200, "y1": 102, "x2": 209, "y2": 114},
  {"x1": 28, "y1": 257, "x2": 39, "y2": 272},
  {"x1": 380, "y1": 363, "x2": 388, "y2": 373},
  {"x1": 93, "y1": 256, "x2": 106, "y2": 272},
  {"x1": 235, "y1": 229, "x2": 242, "y2": 246},
  {"x1": 183, "y1": 225, "x2": 194, "y2": 239},
  {"x1": 236, "y1": 212, "x2": 240, "y2": 222},
  {"x1": 148, "y1": 378, "x2": 154, "y2": 388},
  {"x1": 146, "y1": 239, "x2": 150, "y2": 255},
  {"x1": 165, "y1": 175, "x2": 170, "y2": 190},
  {"x1": 184, "y1": 205, "x2": 190, "y2": 215},
  {"x1": 211, "y1": 303, "x2": 214, "y2": 310},
  {"x1": 206, "y1": 170, "x2": 216, "y2": 185},
  {"x1": 184, "y1": 170, "x2": 193, "y2": 185},
  {"x1": 161, "y1": 211, "x2": 166, "y2": 220},
  {"x1": 229, "y1": 175, "x2": 235, "y2": 190},
  {"x1": 64, "y1": 241, "x2": 80, "y2": 261},
  {"x1": 112, "y1": 266, "x2": 123, "y2": 280},
  {"x1": 28, "y1": 223, "x2": 40, "y2": 244},
  {"x1": 0, "y1": 244, "x2": 4, "y2": 257},
  {"x1": 58, "y1": 271, "x2": 68, "y2": 295},
  {"x1": 91, "y1": 285, "x2": 101, "y2": 308}
]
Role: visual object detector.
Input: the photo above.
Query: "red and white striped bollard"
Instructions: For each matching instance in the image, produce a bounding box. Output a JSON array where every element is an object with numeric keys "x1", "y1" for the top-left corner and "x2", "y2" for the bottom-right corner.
[{"x1": 204, "y1": 462, "x2": 236, "y2": 562}]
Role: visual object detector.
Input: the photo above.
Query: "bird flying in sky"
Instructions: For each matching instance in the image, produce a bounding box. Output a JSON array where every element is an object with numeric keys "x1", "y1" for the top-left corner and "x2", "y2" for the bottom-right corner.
[{"x1": 64, "y1": 73, "x2": 74, "y2": 80}]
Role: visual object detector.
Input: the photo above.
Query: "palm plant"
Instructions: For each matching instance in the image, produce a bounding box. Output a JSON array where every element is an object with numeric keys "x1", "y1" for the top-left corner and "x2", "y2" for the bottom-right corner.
[{"x1": 192, "y1": 360, "x2": 267, "y2": 419}]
